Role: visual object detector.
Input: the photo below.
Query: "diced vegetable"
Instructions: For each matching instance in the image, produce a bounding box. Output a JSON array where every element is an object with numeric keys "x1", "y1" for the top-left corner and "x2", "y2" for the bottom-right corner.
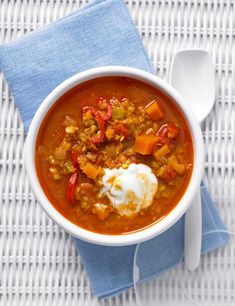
[
  {"x1": 162, "y1": 188, "x2": 174, "y2": 198},
  {"x1": 80, "y1": 162, "x2": 102, "y2": 180},
  {"x1": 60, "y1": 140, "x2": 71, "y2": 151},
  {"x1": 71, "y1": 144, "x2": 81, "y2": 152},
  {"x1": 92, "y1": 203, "x2": 109, "y2": 220},
  {"x1": 63, "y1": 115, "x2": 78, "y2": 127},
  {"x1": 134, "y1": 135, "x2": 159, "y2": 155},
  {"x1": 161, "y1": 165, "x2": 177, "y2": 181},
  {"x1": 49, "y1": 167, "x2": 62, "y2": 180},
  {"x1": 49, "y1": 167, "x2": 57, "y2": 174},
  {"x1": 62, "y1": 161, "x2": 76, "y2": 174},
  {"x1": 157, "y1": 123, "x2": 179, "y2": 145},
  {"x1": 65, "y1": 126, "x2": 78, "y2": 135},
  {"x1": 54, "y1": 148, "x2": 67, "y2": 160},
  {"x1": 52, "y1": 173, "x2": 62, "y2": 180},
  {"x1": 104, "y1": 143, "x2": 117, "y2": 157},
  {"x1": 86, "y1": 152, "x2": 97, "y2": 162},
  {"x1": 154, "y1": 144, "x2": 171, "y2": 161},
  {"x1": 97, "y1": 97, "x2": 112, "y2": 121},
  {"x1": 48, "y1": 155, "x2": 56, "y2": 165},
  {"x1": 67, "y1": 173, "x2": 78, "y2": 202},
  {"x1": 158, "y1": 183, "x2": 166, "y2": 192},
  {"x1": 105, "y1": 126, "x2": 115, "y2": 140},
  {"x1": 168, "y1": 155, "x2": 185, "y2": 174},
  {"x1": 80, "y1": 183, "x2": 94, "y2": 194},
  {"x1": 113, "y1": 123, "x2": 129, "y2": 137},
  {"x1": 112, "y1": 107, "x2": 126, "y2": 120},
  {"x1": 167, "y1": 125, "x2": 179, "y2": 139},
  {"x1": 145, "y1": 99, "x2": 164, "y2": 120},
  {"x1": 82, "y1": 106, "x2": 105, "y2": 144}
]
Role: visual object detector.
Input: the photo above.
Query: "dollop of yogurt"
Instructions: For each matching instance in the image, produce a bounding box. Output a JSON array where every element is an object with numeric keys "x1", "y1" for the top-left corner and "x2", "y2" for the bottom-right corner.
[{"x1": 100, "y1": 163, "x2": 158, "y2": 217}]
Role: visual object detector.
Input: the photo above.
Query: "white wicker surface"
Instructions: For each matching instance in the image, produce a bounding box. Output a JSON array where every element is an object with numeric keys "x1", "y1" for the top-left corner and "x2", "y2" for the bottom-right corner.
[{"x1": 0, "y1": 0, "x2": 234, "y2": 305}]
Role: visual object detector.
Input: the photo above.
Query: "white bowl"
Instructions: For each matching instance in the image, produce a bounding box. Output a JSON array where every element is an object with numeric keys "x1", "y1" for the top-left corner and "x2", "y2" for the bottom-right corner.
[{"x1": 24, "y1": 66, "x2": 204, "y2": 246}]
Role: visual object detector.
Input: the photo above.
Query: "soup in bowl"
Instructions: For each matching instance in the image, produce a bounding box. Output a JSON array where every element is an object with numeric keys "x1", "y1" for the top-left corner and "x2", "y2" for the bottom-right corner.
[{"x1": 24, "y1": 66, "x2": 204, "y2": 245}]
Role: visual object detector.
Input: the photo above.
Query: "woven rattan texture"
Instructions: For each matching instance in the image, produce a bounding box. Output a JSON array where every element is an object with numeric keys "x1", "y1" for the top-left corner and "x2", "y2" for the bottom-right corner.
[{"x1": 0, "y1": 0, "x2": 234, "y2": 305}]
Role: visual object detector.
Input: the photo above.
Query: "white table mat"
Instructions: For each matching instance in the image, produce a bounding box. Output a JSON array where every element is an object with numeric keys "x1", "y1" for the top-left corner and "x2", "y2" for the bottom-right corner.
[{"x1": 0, "y1": 0, "x2": 234, "y2": 305}]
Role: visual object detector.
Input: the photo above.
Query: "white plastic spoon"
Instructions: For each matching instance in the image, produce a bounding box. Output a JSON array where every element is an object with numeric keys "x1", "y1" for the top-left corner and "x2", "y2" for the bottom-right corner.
[{"x1": 170, "y1": 50, "x2": 215, "y2": 271}]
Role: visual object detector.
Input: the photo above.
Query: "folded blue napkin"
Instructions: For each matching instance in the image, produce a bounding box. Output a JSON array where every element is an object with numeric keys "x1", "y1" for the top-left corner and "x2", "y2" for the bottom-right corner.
[{"x1": 0, "y1": 0, "x2": 230, "y2": 298}]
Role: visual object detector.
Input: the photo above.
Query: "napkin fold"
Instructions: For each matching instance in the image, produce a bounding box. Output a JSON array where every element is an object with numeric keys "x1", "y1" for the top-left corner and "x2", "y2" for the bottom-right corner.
[{"x1": 0, "y1": 0, "x2": 230, "y2": 298}]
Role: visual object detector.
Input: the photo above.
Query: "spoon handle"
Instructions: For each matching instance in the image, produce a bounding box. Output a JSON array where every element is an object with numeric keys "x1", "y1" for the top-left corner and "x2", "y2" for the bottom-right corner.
[{"x1": 184, "y1": 190, "x2": 202, "y2": 271}]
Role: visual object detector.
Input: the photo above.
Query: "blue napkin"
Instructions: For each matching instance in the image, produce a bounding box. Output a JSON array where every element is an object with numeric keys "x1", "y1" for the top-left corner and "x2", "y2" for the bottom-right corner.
[
  {"x1": 74, "y1": 185, "x2": 229, "y2": 298},
  {"x1": 0, "y1": 0, "x2": 230, "y2": 298}
]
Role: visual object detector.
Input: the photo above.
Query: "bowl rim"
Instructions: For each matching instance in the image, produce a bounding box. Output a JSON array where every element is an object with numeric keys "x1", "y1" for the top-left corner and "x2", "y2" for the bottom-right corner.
[{"x1": 24, "y1": 66, "x2": 204, "y2": 246}]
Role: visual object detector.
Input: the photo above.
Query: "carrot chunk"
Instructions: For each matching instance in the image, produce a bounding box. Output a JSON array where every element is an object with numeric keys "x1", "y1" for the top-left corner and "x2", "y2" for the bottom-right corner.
[
  {"x1": 81, "y1": 162, "x2": 102, "y2": 180},
  {"x1": 134, "y1": 135, "x2": 159, "y2": 155},
  {"x1": 145, "y1": 99, "x2": 164, "y2": 120},
  {"x1": 154, "y1": 144, "x2": 171, "y2": 161}
]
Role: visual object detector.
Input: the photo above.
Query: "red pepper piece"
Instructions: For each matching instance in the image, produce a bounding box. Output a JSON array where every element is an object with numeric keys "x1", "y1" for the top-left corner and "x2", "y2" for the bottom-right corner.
[
  {"x1": 97, "y1": 97, "x2": 112, "y2": 121},
  {"x1": 157, "y1": 123, "x2": 179, "y2": 145},
  {"x1": 82, "y1": 106, "x2": 105, "y2": 144},
  {"x1": 113, "y1": 123, "x2": 129, "y2": 137},
  {"x1": 70, "y1": 151, "x2": 78, "y2": 167},
  {"x1": 67, "y1": 173, "x2": 78, "y2": 202}
]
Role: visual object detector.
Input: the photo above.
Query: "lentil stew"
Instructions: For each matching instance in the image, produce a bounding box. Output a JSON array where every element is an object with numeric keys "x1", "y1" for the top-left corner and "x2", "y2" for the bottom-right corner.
[{"x1": 35, "y1": 77, "x2": 193, "y2": 234}]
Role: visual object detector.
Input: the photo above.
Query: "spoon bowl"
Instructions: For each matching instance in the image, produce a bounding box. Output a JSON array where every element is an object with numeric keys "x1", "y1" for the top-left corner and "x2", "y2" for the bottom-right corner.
[{"x1": 170, "y1": 50, "x2": 215, "y2": 124}]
